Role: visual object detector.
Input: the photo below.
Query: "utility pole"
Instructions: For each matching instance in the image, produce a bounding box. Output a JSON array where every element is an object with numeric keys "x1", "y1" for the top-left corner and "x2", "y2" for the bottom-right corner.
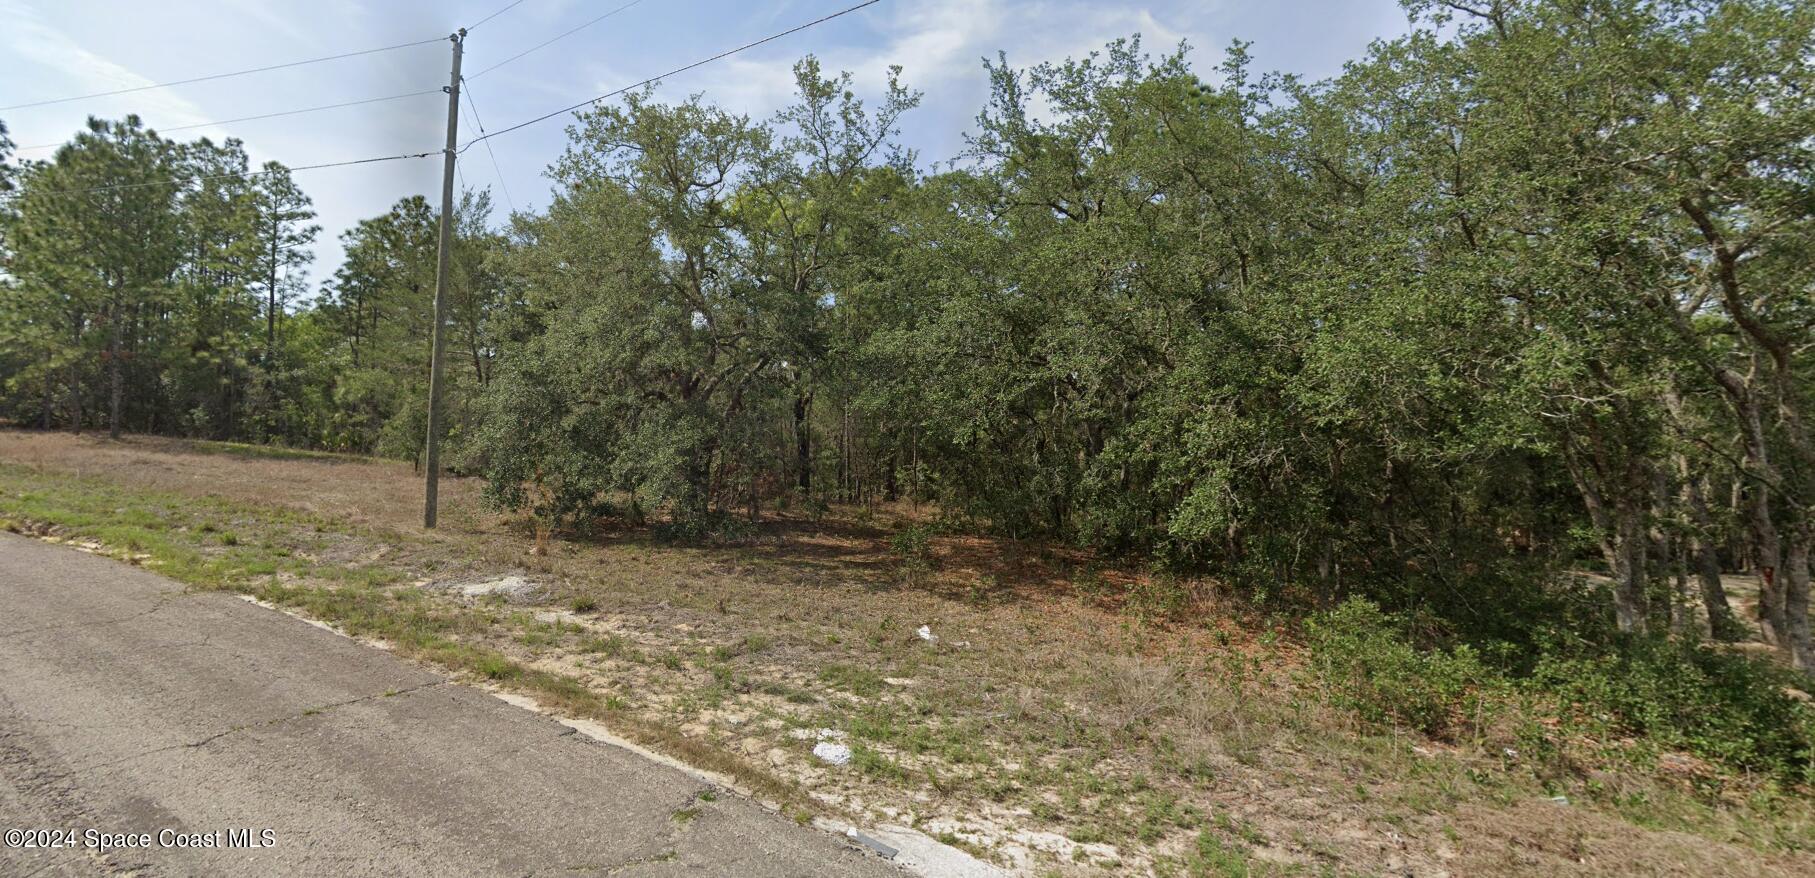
[{"x1": 423, "y1": 28, "x2": 464, "y2": 528}]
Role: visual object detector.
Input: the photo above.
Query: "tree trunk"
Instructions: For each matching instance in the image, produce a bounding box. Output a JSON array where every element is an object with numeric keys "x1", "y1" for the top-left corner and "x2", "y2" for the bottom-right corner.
[
  {"x1": 1691, "y1": 533, "x2": 1734, "y2": 639},
  {"x1": 107, "y1": 295, "x2": 123, "y2": 440},
  {"x1": 267, "y1": 229, "x2": 278, "y2": 361},
  {"x1": 1680, "y1": 467, "x2": 1738, "y2": 639},
  {"x1": 794, "y1": 389, "x2": 811, "y2": 494},
  {"x1": 1657, "y1": 533, "x2": 1689, "y2": 634},
  {"x1": 1567, "y1": 440, "x2": 1649, "y2": 633},
  {"x1": 40, "y1": 359, "x2": 53, "y2": 430},
  {"x1": 1608, "y1": 512, "x2": 1650, "y2": 634},
  {"x1": 1689, "y1": 506, "x2": 1737, "y2": 639},
  {"x1": 68, "y1": 312, "x2": 84, "y2": 434},
  {"x1": 1785, "y1": 530, "x2": 1813, "y2": 672},
  {"x1": 1747, "y1": 481, "x2": 1788, "y2": 647}
]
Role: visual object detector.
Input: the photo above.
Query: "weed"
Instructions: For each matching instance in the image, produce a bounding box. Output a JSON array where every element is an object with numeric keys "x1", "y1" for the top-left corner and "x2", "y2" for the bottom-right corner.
[
  {"x1": 1186, "y1": 830, "x2": 1250, "y2": 877},
  {"x1": 852, "y1": 744, "x2": 907, "y2": 780},
  {"x1": 473, "y1": 652, "x2": 521, "y2": 680},
  {"x1": 818, "y1": 663, "x2": 885, "y2": 697}
]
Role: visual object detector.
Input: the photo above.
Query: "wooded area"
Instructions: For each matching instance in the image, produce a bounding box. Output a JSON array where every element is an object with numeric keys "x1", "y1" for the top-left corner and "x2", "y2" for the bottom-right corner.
[{"x1": 2, "y1": 0, "x2": 1811, "y2": 679}]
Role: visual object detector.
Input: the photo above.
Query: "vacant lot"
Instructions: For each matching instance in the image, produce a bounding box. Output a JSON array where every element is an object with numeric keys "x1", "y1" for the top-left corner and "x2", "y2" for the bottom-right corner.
[{"x1": 1, "y1": 431, "x2": 1809, "y2": 877}]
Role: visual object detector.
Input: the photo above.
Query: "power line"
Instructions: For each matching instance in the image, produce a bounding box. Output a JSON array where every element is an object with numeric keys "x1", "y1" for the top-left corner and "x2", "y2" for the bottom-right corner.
[
  {"x1": 13, "y1": 90, "x2": 443, "y2": 153},
  {"x1": 0, "y1": 36, "x2": 447, "y2": 112},
  {"x1": 2, "y1": 150, "x2": 440, "y2": 200},
  {"x1": 460, "y1": 77, "x2": 517, "y2": 213},
  {"x1": 468, "y1": 0, "x2": 530, "y2": 32},
  {"x1": 468, "y1": 0, "x2": 645, "y2": 80},
  {"x1": 464, "y1": 0, "x2": 883, "y2": 149}
]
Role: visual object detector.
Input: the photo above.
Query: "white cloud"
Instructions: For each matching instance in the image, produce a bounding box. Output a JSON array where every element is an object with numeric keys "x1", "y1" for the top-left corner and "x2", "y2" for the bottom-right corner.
[
  {"x1": 2, "y1": 0, "x2": 1409, "y2": 282},
  {"x1": 0, "y1": 0, "x2": 222, "y2": 151},
  {"x1": 632, "y1": 0, "x2": 1215, "y2": 164}
]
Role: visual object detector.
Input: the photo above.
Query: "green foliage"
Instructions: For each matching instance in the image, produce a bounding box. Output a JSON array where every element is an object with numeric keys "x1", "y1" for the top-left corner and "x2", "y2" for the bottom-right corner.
[
  {"x1": 0, "y1": 120, "x2": 502, "y2": 454},
  {"x1": 1531, "y1": 636, "x2": 1815, "y2": 784},
  {"x1": 3, "y1": 0, "x2": 1811, "y2": 690},
  {"x1": 1306, "y1": 598, "x2": 1500, "y2": 738},
  {"x1": 472, "y1": 60, "x2": 919, "y2": 535},
  {"x1": 1310, "y1": 597, "x2": 1815, "y2": 784},
  {"x1": 888, "y1": 524, "x2": 933, "y2": 567},
  {"x1": 1184, "y1": 829, "x2": 1250, "y2": 878}
]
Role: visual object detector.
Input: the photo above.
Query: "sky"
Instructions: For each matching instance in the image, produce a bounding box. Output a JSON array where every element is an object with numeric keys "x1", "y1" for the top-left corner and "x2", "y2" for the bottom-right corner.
[{"x1": 0, "y1": 0, "x2": 1413, "y2": 289}]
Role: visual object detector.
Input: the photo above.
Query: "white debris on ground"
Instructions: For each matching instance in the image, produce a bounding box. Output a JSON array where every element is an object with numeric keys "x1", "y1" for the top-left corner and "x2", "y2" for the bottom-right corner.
[
  {"x1": 837, "y1": 822, "x2": 1012, "y2": 878},
  {"x1": 915, "y1": 625, "x2": 936, "y2": 642},
  {"x1": 812, "y1": 741, "x2": 853, "y2": 765},
  {"x1": 430, "y1": 572, "x2": 544, "y2": 603},
  {"x1": 878, "y1": 824, "x2": 1014, "y2": 877}
]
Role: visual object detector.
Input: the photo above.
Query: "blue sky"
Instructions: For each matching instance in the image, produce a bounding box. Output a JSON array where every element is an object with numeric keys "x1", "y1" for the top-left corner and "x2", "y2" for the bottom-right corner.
[{"x1": 1, "y1": 0, "x2": 1412, "y2": 285}]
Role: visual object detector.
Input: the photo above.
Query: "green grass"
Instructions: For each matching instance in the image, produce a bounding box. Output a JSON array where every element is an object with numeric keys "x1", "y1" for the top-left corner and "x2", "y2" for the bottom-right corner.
[
  {"x1": 818, "y1": 662, "x2": 885, "y2": 697},
  {"x1": 6, "y1": 458, "x2": 1814, "y2": 876},
  {"x1": 182, "y1": 438, "x2": 368, "y2": 463},
  {"x1": 0, "y1": 461, "x2": 826, "y2": 828},
  {"x1": 1184, "y1": 830, "x2": 1251, "y2": 878}
]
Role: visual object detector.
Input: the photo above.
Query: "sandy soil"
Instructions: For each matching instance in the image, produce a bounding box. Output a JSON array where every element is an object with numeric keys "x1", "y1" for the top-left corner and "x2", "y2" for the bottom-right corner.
[{"x1": 3, "y1": 430, "x2": 1810, "y2": 877}]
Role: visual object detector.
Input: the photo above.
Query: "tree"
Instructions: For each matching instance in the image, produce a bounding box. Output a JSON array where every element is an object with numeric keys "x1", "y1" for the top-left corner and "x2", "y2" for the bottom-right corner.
[
  {"x1": 4, "y1": 117, "x2": 184, "y2": 438},
  {"x1": 247, "y1": 162, "x2": 318, "y2": 439}
]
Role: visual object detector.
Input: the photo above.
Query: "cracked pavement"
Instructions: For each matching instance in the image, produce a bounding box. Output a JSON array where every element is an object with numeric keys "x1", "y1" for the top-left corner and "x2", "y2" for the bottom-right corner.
[{"x1": 0, "y1": 533, "x2": 903, "y2": 877}]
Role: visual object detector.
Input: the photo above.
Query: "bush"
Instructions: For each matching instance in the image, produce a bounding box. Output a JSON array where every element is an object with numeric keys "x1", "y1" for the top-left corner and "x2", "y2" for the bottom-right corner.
[
  {"x1": 889, "y1": 524, "x2": 934, "y2": 567},
  {"x1": 1308, "y1": 598, "x2": 1815, "y2": 786},
  {"x1": 652, "y1": 510, "x2": 756, "y2": 545},
  {"x1": 1531, "y1": 635, "x2": 1815, "y2": 784},
  {"x1": 1305, "y1": 598, "x2": 1499, "y2": 738}
]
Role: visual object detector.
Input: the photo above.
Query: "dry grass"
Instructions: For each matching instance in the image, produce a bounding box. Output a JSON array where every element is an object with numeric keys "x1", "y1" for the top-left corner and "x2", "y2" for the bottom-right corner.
[{"x1": 2, "y1": 430, "x2": 1811, "y2": 877}]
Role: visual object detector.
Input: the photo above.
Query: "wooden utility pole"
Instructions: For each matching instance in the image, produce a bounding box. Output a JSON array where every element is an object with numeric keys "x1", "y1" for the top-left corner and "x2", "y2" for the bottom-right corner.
[{"x1": 423, "y1": 28, "x2": 464, "y2": 528}]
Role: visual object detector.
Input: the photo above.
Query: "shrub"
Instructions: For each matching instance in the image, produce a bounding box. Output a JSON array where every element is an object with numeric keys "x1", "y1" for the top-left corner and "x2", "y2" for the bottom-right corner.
[
  {"x1": 1309, "y1": 598, "x2": 1815, "y2": 786},
  {"x1": 1305, "y1": 598, "x2": 1499, "y2": 738},
  {"x1": 889, "y1": 524, "x2": 934, "y2": 567},
  {"x1": 1530, "y1": 635, "x2": 1815, "y2": 784},
  {"x1": 652, "y1": 510, "x2": 756, "y2": 545}
]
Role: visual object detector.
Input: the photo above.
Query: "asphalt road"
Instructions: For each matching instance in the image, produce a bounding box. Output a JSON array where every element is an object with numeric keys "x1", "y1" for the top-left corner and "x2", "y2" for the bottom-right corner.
[{"x1": 0, "y1": 533, "x2": 901, "y2": 877}]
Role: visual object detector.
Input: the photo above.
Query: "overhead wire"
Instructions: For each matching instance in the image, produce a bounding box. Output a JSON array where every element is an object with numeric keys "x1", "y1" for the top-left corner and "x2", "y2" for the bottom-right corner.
[
  {"x1": 2, "y1": 150, "x2": 441, "y2": 200},
  {"x1": 467, "y1": 0, "x2": 645, "y2": 80},
  {"x1": 1, "y1": 37, "x2": 448, "y2": 112},
  {"x1": 5, "y1": 0, "x2": 887, "y2": 221},
  {"x1": 462, "y1": 0, "x2": 883, "y2": 150},
  {"x1": 12, "y1": 90, "x2": 444, "y2": 153},
  {"x1": 467, "y1": 0, "x2": 530, "y2": 32},
  {"x1": 459, "y1": 77, "x2": 517, "y2": 213}
]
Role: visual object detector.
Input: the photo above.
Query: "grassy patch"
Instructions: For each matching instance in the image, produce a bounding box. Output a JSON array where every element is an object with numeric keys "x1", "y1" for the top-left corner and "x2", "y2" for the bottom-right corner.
[
  {"x1": 0, "y1": 461, "x2": 820, "y2": 822},
  {"x1": 818, "y1": 662, "x2": 886, "y2": 697},
  {"x1": 4, "y1": 446, "x2": 1813, "y2": 877}
]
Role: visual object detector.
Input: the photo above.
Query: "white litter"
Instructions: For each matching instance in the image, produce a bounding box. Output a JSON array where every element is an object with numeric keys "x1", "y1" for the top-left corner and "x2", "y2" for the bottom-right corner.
[
  {"x1": 813, "y1": 741, "x2": 853, "y2": 765},
  {"x1": 440, "y1": 573, "x2": 542, "y2": 601},
  {"x1": 916, "y1": 625, "x2": 936, "y2": 642}
]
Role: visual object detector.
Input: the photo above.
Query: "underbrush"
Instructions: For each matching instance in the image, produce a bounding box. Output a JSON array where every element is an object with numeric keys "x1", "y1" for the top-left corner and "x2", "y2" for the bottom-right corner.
[
  {"x1": 5, "y1": 450, "x2": 1813, "y2": 873},
  {"x1": 1306, "y1": 597, "x2": 1815, "y2": 792}
]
